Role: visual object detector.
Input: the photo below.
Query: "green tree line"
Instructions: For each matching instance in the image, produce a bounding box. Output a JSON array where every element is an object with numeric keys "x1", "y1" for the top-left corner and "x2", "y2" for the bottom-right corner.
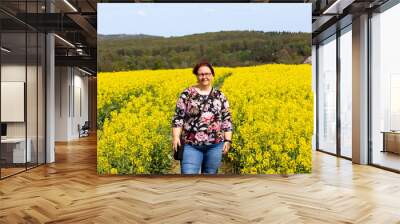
[{"x1": 98, "y1": 31, "x2": 311, "y2": 72}]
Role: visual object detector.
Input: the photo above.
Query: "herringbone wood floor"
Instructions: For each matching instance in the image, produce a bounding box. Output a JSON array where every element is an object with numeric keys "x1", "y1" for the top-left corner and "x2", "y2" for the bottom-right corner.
[{"x1": 1, "y1": 135, "x2": 400, "y2": 224}]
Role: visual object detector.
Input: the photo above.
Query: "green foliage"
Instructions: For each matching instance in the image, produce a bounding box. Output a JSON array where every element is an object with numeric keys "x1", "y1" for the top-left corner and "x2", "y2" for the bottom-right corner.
[{"x1": 98, "y1": 31, "x2": 311, "y2": 72}]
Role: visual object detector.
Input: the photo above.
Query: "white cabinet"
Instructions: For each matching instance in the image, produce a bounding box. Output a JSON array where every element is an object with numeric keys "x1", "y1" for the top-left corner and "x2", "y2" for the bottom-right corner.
[{"x1": 1, "y1": 138, "x2": 32, "y2": 163}]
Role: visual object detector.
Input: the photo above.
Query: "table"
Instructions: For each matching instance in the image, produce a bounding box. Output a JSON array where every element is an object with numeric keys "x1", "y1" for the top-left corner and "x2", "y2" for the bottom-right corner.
[
  {"x1": 1, "y1": 138, "x2": 32, "y2": 163},
  {"x1": 381, "y1": 131, "x2": 400, "y2": 154}
]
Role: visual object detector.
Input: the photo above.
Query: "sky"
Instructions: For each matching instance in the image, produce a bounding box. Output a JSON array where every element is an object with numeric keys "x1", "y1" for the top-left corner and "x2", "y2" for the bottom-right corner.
[{"x1": 98, "y1": 3, "x2": 311, "y2": 37}]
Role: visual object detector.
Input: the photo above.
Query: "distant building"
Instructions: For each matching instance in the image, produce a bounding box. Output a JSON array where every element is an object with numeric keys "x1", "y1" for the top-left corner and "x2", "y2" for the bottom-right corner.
[{"x1": 303, "y1": 56, "x2": 312, "y2": 64}]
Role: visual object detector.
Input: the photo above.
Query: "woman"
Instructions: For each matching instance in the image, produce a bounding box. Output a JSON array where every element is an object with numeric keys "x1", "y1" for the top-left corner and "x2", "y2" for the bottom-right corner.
[{"x1": 171, "y1": 61, "x2": 233, "y2": 174}]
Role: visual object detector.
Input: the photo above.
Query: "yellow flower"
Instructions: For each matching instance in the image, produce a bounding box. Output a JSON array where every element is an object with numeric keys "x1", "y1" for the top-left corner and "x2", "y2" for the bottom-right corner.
[{"x1": 97, "y1": 64, "x2": 313, "y2": 175}]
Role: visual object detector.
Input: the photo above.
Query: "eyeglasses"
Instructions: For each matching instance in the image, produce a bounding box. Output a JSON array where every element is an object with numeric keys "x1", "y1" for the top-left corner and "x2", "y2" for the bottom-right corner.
[{"x1": 197, "y1": 72, "x2": 213, "y2": 77}]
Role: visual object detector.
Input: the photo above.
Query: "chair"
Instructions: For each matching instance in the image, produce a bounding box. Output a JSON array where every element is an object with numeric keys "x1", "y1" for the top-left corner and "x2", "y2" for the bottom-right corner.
[{"x1": 79, "y1": 121, "x2": 90, "y2": 138}]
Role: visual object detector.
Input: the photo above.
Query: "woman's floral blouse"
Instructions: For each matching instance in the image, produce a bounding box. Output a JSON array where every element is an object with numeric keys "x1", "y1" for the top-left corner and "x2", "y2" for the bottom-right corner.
[{"x1": 172, "y1": 86, "x2": 233, "y2": 146}]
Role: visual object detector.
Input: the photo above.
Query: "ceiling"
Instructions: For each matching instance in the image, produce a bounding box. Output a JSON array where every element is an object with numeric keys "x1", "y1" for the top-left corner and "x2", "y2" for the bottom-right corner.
[
  {"x1": 309, "y1": 0, "x2": 391, "y2": 43},
  {"x1": 5, "y1": 0, "x2": 393, "y2": 72},
  {"x1": 0, "y1": 0, "x2": 97, "y2": 75},
  {"x1": 97, "y1": 0, "x2": 308, "y2": 2}
]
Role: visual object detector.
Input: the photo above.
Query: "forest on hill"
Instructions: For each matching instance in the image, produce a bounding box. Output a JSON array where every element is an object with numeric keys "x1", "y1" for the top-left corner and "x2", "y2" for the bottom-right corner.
[{"x1": 98, "y1": 31, "x2": 311, "y2": 72}]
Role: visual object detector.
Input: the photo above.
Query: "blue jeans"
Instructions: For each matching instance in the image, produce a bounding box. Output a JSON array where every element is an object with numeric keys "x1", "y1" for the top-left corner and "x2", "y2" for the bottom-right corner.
[{"x1": 180, "y1": 142, "x2": 224, "y2": 174}]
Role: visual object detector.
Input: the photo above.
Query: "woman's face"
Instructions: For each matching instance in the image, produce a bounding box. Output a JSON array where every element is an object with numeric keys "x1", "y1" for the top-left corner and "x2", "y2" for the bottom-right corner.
[{"x1": 196, "y1": 66, "x2": 214, "y2": 87}]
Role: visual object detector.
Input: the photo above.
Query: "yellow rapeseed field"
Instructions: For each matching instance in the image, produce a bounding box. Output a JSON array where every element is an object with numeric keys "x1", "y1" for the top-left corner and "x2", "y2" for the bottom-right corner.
[{"x1": 97, "y1": 64, "x2": 312, "y2": 174}]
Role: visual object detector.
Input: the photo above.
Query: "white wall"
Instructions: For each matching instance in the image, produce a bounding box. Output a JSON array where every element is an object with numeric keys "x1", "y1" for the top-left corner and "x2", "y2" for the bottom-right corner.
[
  {"x1": 1, "y1": 64, "x2": 26, "y2": 145},
  {"x1": 1, "y1": 64, "x2": 26, "y2": 81},
  {"x1": 1, "y1": 82, "x2": 25, "y2": 122},
  {"x1": 72, "y1": 72, "x2": 89, "y2": 138},
  {"x1": 1, "y1": 63, "x2": 46, "y2": 164},
  {"x1": 1, "y1": 65, "x2": 32, "y2": 138},
  {"x1": 55, "y1": 66, "x2": 69, "y2": 141},
  {"x1": 55, "y1": 66, "x2": 89, "y2": 141}
]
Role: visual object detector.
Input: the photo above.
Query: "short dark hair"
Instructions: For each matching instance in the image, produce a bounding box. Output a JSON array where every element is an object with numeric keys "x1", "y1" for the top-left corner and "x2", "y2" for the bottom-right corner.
[{"x1": 192, "y1": 61, "x2": 215, "y2": 76}]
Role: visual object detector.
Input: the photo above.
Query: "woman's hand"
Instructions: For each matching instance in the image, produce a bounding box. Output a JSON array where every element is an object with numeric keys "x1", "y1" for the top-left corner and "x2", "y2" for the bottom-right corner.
[
  {"x1": 172, "y1": 137, "x2": 181, "y2": 152},
  {"x1": 172, "y1": 127, "x2": 182, "y2": 152},
  {"x1": 223, "y1": 142, "x2": 231, "y2": 155},
  {"x1": 223, "y1": 132, "x2": 232, "y2": 155}
]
